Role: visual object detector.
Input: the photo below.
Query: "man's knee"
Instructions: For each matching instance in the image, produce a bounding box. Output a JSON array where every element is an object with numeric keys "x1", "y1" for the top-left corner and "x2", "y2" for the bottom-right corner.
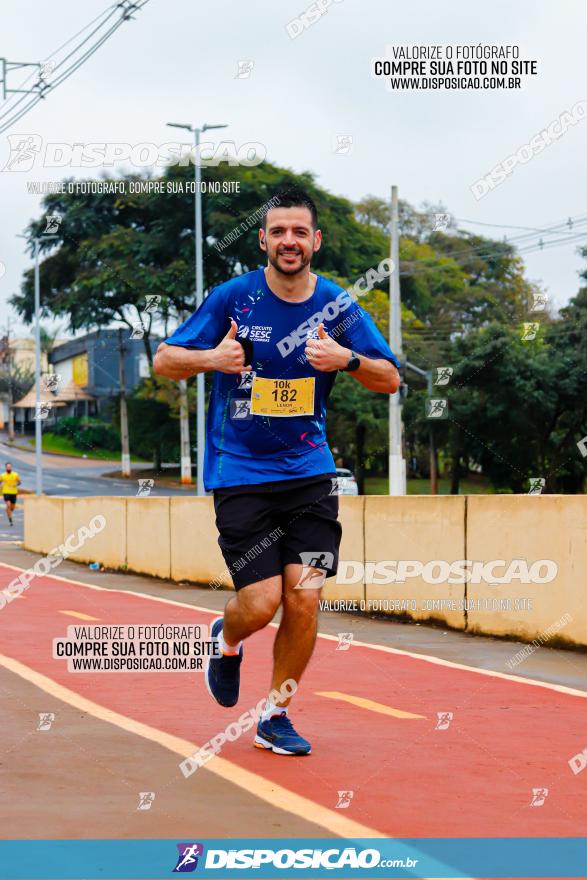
[
  {"x1": 248, "y1": 595, "x2": 281, "y2": 628},
  {"x1": 284, "y1": 571, "x2": 324, "y2": 613},
  {"x1": 292, "y1": 565, "x2": 327, "y2": 592},
  {"x1": 237, "y1": 582, "x2": 281, "y2": 629}
]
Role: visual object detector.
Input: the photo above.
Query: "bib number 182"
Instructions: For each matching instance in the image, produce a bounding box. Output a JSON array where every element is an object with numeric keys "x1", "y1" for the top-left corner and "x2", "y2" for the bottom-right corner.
[
  {"x1": 250, "y1": 375, "x2": 315, "y2": 417},
  {"x1": 272, "y1": 384, "x2": 297, "y2": 402}
]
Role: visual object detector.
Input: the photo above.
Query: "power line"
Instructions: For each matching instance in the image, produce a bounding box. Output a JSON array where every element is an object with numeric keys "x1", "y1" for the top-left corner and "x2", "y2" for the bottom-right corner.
[
  {"x1": 463, "y1": 214, "x2": 586, "y2": 248},
  {"x1": 0, "y1": 1, "x2": 149, "y2": 135},
  {"x1": 399, "y1": 223, "x2": 587, "y2": 278},
  {"x1": 0, "y1": 7, "x2": 147, "y2": 132},
  {"x1": 519, "y1": 231, "x2": 587, "y2": 254},
  {"x1": 456, "y1": 215, "x2": 583, "y2": 249},
  {"x1": 455, "y1": 215, "x2": 579, "y2": 241},
  {"x1": 454, "y1": 218, "x2": 546, "y2": 232},
  {"x1": 50, "y1": 5, "x2": 122, "y2": 75},
  {"x1": 390, "y1": 214, "x2": 587, "y2": 278},
  {"x1": 0, "y1": 3, "x2": 119, "y2": 123},
  {"x1": 391, "y1": 223, "x2": 587, "y2": 335}
]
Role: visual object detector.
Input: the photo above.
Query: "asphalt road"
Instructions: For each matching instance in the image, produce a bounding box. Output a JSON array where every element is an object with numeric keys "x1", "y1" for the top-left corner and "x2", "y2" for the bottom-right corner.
[{"x1": 0, "y1": 436, "x2": 197, "y2": 545}]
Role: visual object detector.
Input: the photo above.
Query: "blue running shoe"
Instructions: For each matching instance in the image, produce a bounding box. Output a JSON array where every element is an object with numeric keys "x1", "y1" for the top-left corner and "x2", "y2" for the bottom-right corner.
[
  {"x1": 205, "y1": 617, "x2": 242, "y2": 708},
  {"x1": 254, "y1": 712, "x2": 311, "y2": 755}
]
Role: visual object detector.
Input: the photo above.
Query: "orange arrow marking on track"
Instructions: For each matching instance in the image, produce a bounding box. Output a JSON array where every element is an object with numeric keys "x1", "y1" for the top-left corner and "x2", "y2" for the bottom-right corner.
[
  {"x1": 316, "y1": 690, "x2": 426, "y2": 719},
  {"x1": 59, "y1": 610, "x2": 100, "y2": 621}
]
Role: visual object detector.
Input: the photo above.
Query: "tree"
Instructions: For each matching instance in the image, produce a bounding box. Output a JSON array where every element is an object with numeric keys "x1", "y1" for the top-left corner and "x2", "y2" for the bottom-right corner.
[
  {"x1": 0, "y1": 361, "x2": 34, "y2": 441},
  {"x1": 11, "y1": 162, "x2": 392, "y2": 365},
  {"x1": 40, "y1": 323, "x2": 62, "y2": 358},
  {"x1": 0, "y1": 362, "x2": 34, "y2": 401},
  {"x1": 11, "y1": 161, "x2": 572, "y2": 493},
  {"x1": 434, "y1": 314, "x2": 585, "y2": 494}
]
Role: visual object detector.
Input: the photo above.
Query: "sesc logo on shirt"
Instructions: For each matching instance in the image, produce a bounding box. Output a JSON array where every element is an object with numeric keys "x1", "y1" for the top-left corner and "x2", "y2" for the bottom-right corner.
[
  {"x1": 250, "y1": 325, "x2": 272, "y2": 342},
  {"x1": 237, "y1": 324, "x2": 271, "y2": 342}
]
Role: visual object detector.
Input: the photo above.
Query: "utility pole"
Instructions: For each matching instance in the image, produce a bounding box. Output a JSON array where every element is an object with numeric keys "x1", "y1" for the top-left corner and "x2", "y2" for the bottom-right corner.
[
  {"x1": 1, "y1": 321, "x2": 15, "y2": 441},
  {"x1": 178, "y1": 373, "x2": 191, "y2": 485},
  {"x1": 166, "y1": 120, "x2": 228, "y2": 495},
  {"x1": 405, "y1": 361, "x2": 437, "y2": 495},
  {"x1": 427, "y1": 369, "x2": 438, "y2": 495},
  {"x1": 117, "y1": 329, "x2": 131, "y2": 477},
  {"x1": 389, "y1": 185, "x2": 406, "y2": 495}
]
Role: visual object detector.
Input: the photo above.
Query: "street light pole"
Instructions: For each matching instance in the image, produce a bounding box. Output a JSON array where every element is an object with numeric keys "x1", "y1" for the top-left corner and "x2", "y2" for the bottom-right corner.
[
  {"x1": 33, "y1": 239, "x2": 42, "y2": 494},
  {"x1": 389, "y1": 185, "x2": 406, "y2": 495},
  {"x1": 167, "y1": 120, "x2": 227, "y2": 496},
  {"x1": 193, "y1": 125, "x2": 205, "y2": 498},
  {"x1": 19, "y1": 232, "x2": 56, "y2": 494}
]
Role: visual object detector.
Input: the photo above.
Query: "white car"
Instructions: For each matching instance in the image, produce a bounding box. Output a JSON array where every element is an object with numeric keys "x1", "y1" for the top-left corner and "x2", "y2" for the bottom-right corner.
[{"x1": 335, "y1": 468, "x2": 359, "y2": 495}]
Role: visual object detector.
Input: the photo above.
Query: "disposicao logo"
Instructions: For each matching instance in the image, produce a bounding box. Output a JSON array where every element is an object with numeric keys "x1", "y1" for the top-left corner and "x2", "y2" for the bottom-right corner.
[{"x1": 173, "y1": 842, "x2": 204, "y2": 872}]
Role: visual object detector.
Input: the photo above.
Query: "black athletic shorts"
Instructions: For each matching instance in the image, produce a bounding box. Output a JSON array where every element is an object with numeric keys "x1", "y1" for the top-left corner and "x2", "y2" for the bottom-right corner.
[
  {"x1": 3, "y1": 494, "x2": 16, "y2": 503},
  {"x1": 213, "y1": 473, "x2": 342, "y2": 590}
]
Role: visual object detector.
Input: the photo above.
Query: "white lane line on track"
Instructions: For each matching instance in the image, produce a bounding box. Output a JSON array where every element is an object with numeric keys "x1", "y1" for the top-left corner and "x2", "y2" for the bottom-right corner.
[
  {"x1": 1, "y1": 561, "x2": 585, "y2": 699},
  {"x1": 0, "y1": 651, "x2": 385, "y2": 840}
]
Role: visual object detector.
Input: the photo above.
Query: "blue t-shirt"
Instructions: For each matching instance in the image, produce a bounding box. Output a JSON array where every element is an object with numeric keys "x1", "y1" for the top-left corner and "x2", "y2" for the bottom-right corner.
[{"x1": 164, "y1": 268, "x2": 400, "y2": 490}]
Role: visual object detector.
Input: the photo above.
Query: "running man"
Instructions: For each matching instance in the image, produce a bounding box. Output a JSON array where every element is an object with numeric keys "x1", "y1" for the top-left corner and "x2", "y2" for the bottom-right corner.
[
  {"x1": 1, "y1": 462, "x2": 21, "y2": 526},
  {"x1": 154, "y1": 188, "x2": 400, "y2": 755}
]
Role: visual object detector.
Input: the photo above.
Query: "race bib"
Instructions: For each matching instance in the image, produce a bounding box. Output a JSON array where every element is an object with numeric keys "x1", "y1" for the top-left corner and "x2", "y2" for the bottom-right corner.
[{"x1": 250, "y1": 376, "x2": 315, "y2": 417}]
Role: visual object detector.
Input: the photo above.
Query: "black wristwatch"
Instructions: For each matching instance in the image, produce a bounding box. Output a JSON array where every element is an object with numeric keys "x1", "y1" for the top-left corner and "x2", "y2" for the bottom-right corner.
[{"x1": 342, "y1": 350, "x2": 361, "y2": 372}]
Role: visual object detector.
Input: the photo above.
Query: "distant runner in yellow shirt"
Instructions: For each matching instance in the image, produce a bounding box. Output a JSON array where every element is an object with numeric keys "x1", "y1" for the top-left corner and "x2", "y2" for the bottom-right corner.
[{"x1": 1, "y1": 462, "x2": 21, "y2": 526}]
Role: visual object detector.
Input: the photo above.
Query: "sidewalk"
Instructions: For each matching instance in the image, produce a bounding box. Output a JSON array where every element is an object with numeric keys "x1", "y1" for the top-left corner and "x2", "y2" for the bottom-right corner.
[{"x1": 0, "y1": 431, "x2": 129, "y2": 470}]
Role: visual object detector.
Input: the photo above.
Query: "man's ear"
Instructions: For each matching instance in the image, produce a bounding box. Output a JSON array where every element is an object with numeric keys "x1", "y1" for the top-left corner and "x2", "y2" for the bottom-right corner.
[
  {"x1": 313, "y1": 228, "x2": 322, "y2": 253},
  {"x1": 258, "y1": 228, "x2": 267, "y2": 252}
]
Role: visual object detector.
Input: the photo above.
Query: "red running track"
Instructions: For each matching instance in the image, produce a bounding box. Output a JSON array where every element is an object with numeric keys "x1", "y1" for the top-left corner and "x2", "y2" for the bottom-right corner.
[{"x1": 0, "y1": 562, "x2": 585, "y2": 840}]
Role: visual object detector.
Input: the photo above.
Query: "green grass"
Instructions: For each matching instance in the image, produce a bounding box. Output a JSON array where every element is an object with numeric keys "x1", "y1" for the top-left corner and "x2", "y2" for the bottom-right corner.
[
  {"x1": 364, "y1": 476, "x2": 494, "y2": 495},
  {"x1": 34, "y1": 433, "x2": 148, "y2": 463},
  {"x1": 131, "y1": 467, "x2": 193, "y2": 486}
]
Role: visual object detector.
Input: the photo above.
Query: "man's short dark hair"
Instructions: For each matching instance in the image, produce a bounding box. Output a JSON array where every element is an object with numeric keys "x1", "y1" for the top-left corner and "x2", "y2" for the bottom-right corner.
[{"x1": 263, "y1": 187, "x2": 318, "y2": 231}]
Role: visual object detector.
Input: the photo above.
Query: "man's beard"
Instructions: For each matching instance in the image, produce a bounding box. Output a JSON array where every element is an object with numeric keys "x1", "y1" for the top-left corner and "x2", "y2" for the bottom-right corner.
[{"x1": 268, "y1": 248, "x2": 312, "y2": 276}]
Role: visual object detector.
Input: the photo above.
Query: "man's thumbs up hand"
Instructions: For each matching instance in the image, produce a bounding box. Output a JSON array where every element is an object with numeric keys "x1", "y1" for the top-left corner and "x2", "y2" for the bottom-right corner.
[
  {"x1": 305, "y1": 322, "x2": 351, "y2": 372},
  {"x1": 211, "y1": 319, "x2": 252, "y2": 373},
  {"x1": 224, "y1": 319, "x2": 238, "y2": 340}
]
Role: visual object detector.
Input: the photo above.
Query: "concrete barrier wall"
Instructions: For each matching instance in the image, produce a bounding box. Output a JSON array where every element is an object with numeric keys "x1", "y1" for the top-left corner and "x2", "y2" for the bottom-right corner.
[
  {"x1": 170, "y1": 497, "x2": 229, "y2": 587},
  {"x1": 127, "y1": 497, "x2": 171, "y2": 580},
  {"x1": 323, "y1": 496, "x2": 365, "y2": 604},
  {"x1": 62, "y1": 497, "x2": 127, "y2": 568},
  {"x1": 21, "y1": 494, "x2": 587, "y2": 649},
  {"x1": 466, "y1": 495, "x2": 587, "y2": 647},
  {"x1": 23, "y1": 496, "x2": 65, "y2": 554},
  {"x1": 364, "y1": 496, "x2": 467, "y2": 630}
]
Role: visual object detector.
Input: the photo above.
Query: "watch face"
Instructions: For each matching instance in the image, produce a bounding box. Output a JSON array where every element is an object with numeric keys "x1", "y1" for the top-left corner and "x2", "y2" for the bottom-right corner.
[{"x1": 345, "y1": 354, "x2": 360, "y2": 372}]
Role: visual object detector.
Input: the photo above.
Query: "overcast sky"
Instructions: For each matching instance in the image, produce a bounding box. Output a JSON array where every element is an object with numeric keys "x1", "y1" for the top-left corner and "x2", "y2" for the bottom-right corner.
[{"x1": 1, "y1": 0, "x2": 586, "y2": 338}]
